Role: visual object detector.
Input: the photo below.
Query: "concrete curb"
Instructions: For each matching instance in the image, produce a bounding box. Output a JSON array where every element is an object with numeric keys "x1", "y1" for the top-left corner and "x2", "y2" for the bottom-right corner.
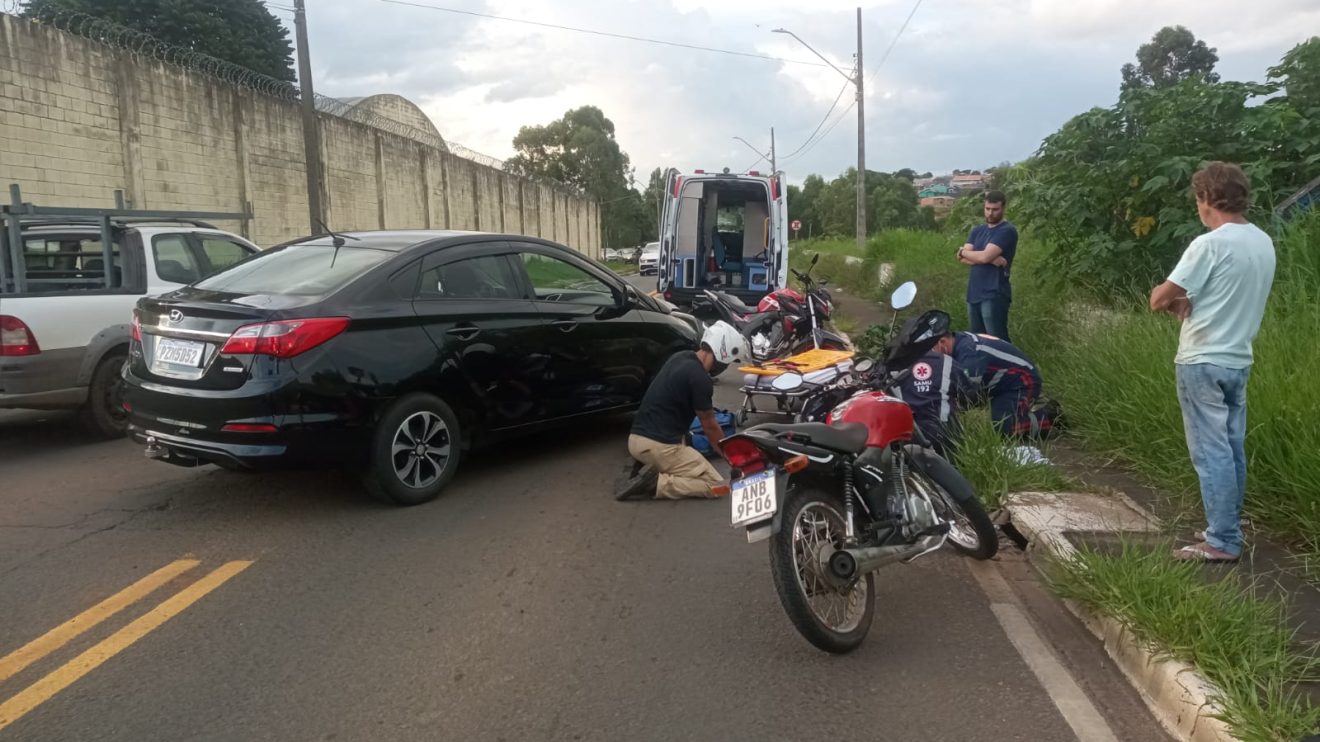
[{"x1": 1003, "y1": 492, "x2": 1240, "y2": 742}]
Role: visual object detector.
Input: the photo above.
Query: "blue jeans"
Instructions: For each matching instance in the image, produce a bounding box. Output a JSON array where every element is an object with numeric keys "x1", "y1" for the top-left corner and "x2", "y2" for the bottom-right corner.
[
  {"x1": 1176, "y1": 363, "x2": 1250, "y2": 556},
  {"x1": 968, "y1": 297, "x2": 1011, "y2": 341}
]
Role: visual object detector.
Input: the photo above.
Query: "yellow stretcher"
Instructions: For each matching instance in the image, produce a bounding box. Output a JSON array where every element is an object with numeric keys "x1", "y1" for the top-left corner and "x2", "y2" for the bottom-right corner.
[
  {"x1": 737, "y1": 348, "x2": 857, "y2": 424},
  {"x1": 739, "y1": 349, "x2": 855, "y2": 376}
]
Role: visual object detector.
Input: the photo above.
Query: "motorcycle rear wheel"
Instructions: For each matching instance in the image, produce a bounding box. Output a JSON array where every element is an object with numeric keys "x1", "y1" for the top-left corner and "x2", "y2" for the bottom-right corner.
[{"x1": 769, "y1": 485, "x2": 875, "y2": 654}]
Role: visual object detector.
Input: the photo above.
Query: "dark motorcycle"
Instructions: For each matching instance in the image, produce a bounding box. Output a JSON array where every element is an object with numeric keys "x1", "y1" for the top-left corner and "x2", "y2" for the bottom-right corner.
[
  {"x1": 719, "y1": 283, "x2": 998, "y2": 654},
  {"x1": 697, "y1": 253, "x2": 848, "y2": 362}
]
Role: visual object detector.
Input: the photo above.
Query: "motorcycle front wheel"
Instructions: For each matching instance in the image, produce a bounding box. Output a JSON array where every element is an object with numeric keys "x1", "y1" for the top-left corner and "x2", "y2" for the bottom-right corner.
[
  {"x1": 769, "y1": 485, "x2": 875, "y2": 654},
  {"x1": 903, "y1": 447, "x2": 999, "y2": 560}
]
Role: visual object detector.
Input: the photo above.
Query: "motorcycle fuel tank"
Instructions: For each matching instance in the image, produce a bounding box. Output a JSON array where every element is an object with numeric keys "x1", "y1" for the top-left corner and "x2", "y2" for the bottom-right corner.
[{"x1": 826, "y1": 391, "x2": 915, "y2": 448}]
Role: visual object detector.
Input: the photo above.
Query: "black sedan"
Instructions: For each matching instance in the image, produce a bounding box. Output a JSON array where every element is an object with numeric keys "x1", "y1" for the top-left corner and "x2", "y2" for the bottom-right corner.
[{"x1": 123, "y1": 231, "x2": 699, "y2": 505}]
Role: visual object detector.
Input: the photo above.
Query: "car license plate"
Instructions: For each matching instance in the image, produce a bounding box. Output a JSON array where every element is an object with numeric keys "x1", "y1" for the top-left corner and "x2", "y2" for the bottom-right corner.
[
  {"x1": 154, "y1": 337, "x2": 205, "y2": 367},
  {"x1": 731, "y1": 469, "x2": 777, "y2": 527}
]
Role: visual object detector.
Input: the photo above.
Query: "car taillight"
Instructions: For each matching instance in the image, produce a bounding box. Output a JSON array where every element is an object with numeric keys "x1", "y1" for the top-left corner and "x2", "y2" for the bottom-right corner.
[
  {"x1": 131, "y1": 311, "x2": 142, "y2": 342},
  {"x1": 0, "y1": 315, "x2": 40, "y2": 356},
  {"x1": 724, "y1": 438, "x2": 767, "y2": 475},
  {"x1": 220, "y1": 317, "x2": 350, "y2": 358}
]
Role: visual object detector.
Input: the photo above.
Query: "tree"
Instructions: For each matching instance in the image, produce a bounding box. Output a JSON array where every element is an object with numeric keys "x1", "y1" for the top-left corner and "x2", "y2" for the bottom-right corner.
[
  {"x1": 1268, "y1": 36, "x2": 1320, "y2": 111},
  {"x1": 25, "y1": 0, "x2": 295, "y2": 81},
  {"x1": 893, "y1": 168, "x2": 918, "y2": 181},
  {"x1": 1121, "y1": 25, "x2": 1219, "y2": 92},
  {"x1": 1013, "y1": 39, "x2": 1318, "y2": 293},
  {"x1": 506, "y1": 106, "x2": 643, "y2": 247},
  {"x1": 640, "y1": 167, "x2": 666, "y2": 242},
  {"x1": 794, "y1": 174, "x2": 827, "y2": 238},
  {"x1": 870, "y1": 174, "x2": 923, "y2": 231}
]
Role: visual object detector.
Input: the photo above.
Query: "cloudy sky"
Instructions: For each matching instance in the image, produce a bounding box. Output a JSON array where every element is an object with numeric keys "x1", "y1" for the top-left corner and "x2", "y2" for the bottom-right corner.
[{"x1": 295, "y1": 0, "x2": 1318, "y2": 184}]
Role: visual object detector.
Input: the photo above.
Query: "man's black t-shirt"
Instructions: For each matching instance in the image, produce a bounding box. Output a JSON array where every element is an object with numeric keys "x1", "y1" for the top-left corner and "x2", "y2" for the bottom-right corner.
[{"x1": 631, "y1": 352, "x2": 714, "y2": 444}]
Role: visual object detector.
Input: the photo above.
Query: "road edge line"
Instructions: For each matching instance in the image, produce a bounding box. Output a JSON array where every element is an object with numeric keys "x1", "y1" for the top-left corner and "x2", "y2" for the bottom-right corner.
[{"x1": 1003, "y1": 492, "x2": 1239, "y2": 742}]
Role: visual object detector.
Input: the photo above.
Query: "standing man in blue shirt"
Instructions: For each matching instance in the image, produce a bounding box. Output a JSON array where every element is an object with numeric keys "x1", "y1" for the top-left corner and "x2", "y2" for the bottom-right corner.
[
  {"x1": 956, "y1": 191, "x2": 1019, "y2": 341},
  {"x1": 1150, "y1": 162, "x2": 1275, "y2": 562}
]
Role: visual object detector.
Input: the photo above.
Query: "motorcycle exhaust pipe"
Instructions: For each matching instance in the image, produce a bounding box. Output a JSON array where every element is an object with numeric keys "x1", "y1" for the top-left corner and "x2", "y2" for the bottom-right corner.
[{"x1": 826, "y1": 534, "x2": 944, "y2": 583}]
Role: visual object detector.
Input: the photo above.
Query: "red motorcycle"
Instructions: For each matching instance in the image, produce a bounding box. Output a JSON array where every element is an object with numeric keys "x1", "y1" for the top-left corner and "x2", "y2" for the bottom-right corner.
[
  {"x1": 699, "y1": 254, "x2": 849, "y2": 362},
  {"x1": 719, "y1": 298, "x2": 998, "y2": 654}
]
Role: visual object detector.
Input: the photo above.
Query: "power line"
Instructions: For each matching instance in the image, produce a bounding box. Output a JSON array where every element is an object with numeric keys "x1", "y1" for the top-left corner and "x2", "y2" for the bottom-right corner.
[
  {"x1": 777, "y1": 70, "x2": 854, "y2": 163},
  {"x1": 784, "y1": 99, "x2": 855, "y2": 164},
  {"x1": 869, "y1": 0, "x2": 924, "y2": 79},
  {"x1": 378, "y1": 0, "x2": 830, "y2": 68},
  {"x1": 780, "y1": 0, "x2": 924, "y2": 167}
]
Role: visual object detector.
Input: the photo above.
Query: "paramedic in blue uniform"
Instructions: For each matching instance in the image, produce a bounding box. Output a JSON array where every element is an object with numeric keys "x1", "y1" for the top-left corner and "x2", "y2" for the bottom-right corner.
[
  {"x1": 933, "y1": 331, "x2": 1058, "y2": 439},
  {"x1": 893, "y1": 351, "x2": 978, "y2": 455}
]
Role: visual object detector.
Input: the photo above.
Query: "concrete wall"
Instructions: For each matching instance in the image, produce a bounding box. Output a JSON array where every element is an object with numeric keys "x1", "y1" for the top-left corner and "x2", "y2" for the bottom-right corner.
[{"x1": 0, "y1": 14, "x2": 599, "y2": 252}]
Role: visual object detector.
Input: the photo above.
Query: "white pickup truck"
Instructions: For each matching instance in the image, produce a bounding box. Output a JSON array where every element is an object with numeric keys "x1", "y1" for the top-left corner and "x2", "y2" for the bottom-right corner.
[{"x1": 1, "y1": 219, "x2": 259, "y2": 436}]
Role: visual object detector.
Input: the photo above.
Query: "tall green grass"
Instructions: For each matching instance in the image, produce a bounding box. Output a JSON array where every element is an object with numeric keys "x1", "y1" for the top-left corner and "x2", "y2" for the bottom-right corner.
[
  {"x1": 1016, "y1": 216, "x2": 1320, "y2": 564},
  {"x1": 1049, "y1": 543, "x2": 1320, "y2": 742},
  {"x1": 799, "y1": 215, "x2": 1320, "y2": 565}
]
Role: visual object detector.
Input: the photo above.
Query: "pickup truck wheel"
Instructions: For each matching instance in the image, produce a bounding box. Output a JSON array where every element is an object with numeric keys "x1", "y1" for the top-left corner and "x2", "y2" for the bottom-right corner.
[{"x1": 78, "y1": 350, "x2": 129, "y2": 438}]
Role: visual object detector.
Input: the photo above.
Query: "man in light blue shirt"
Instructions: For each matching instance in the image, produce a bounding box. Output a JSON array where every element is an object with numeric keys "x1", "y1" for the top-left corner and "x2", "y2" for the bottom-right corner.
[{"x1": 1150, "y1": 162, "x2": 1276, "y2": 562}]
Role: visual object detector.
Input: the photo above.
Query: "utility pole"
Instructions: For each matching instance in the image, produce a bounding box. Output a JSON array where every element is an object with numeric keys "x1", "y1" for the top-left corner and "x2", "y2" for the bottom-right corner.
[
  {"x1": 294, "y1": 0, "x2": 325, "y2": 233},
  {"x1": 854, "y1": 7, "x2": 866, "y2": 255},
  {"x1": 773, "y1": 13, "x2": 867, "y2": 252},
  {"x1": 770, "y1": 127, "x2": 777, "y2": 174}
]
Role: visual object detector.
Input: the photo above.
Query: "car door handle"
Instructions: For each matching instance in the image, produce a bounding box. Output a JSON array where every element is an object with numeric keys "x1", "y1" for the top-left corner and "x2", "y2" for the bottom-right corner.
[
  {"x1": 551, "y1": 320, "x2": 578, "y2": 333},
  {"x1": 446, "y1": 326, "x2": 480, "y2": 340}
]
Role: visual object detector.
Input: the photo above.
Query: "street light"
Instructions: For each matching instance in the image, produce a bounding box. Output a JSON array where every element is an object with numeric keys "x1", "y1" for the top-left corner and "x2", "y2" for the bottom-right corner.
[
  {"x1": 733, "y1": 134, "x2": 776, "y2": 173},
  {"x1": 773, "y1": 10, "x2": 866, "y2": 254}
]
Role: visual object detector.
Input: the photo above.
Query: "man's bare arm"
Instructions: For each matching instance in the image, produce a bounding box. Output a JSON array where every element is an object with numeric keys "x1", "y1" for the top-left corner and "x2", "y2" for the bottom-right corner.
[
  {"x1": 696, "y1": 409, "x2": 725, "y2": 459},
  {"x1": 1150, "y1": 280, "x2": 1190, "y2": 318}
]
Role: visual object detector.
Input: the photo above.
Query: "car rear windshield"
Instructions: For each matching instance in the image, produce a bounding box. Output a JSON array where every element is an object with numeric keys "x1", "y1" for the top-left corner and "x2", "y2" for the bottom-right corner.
[{"x1": 194, "y1": 243, "x2": 393, "y2": 297}]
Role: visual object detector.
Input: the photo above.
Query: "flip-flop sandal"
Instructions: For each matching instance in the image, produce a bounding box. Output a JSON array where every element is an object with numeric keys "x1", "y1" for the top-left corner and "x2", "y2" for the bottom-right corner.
[{"x1": 1172, "y1": 542, "x2": 1238, "y2": 562}]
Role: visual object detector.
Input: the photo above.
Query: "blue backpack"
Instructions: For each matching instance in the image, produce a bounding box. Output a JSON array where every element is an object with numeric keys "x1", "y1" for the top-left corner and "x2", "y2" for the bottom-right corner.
[{"x1": 689, "y1": 409, "x2": 737, "y2": 456}]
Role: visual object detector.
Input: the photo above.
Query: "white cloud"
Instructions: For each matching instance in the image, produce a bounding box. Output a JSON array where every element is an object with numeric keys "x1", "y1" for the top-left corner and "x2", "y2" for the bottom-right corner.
[{"x1": 303, "y1": 0, "x2": 1319, "y2": 179}]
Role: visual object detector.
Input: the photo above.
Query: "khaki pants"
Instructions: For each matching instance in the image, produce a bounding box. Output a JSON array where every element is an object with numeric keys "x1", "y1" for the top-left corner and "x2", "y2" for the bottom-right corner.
[{"x1": 628, "y1": 434, "x2": 724, "y2": 500}]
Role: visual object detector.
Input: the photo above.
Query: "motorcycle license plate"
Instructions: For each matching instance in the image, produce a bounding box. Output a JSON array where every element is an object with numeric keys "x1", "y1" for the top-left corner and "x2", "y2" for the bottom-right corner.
[{"x1": 730, "y1": 469, "x2": 777, "y2": 527}]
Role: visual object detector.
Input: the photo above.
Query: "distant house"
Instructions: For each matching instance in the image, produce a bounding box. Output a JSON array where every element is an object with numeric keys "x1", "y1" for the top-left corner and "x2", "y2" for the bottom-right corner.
[
  {"x1": 951, "y1": 173, "x2": 986, "y2": 192},
  {"x1": 920, "y1": 195, "x2": 956, "y2": 209},
  {"x1": 912, "y1": 177, "x2": 936, "y2": 191},
  {"x1": 917, "y1": 183, "x2": 956, "y2": 199}
]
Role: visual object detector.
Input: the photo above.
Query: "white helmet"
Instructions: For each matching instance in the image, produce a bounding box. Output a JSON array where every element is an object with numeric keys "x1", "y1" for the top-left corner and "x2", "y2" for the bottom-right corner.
[{"x1": 701, "y1": 321, "x2": 749, "y2": 367}]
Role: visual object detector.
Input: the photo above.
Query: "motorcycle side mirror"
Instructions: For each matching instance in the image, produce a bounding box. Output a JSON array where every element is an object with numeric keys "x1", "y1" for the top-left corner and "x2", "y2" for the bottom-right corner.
[
  {"x1": 890, "y1": 281, "x2": 917, "y2": 310},
  {"x1": 853, "y1": 359, "x2": 875, "y2": 374},
  {"x1": 771, "y1": 372, "x2": 804, "y2": 391},
  {"x1": 811, "y1": 253, "x2": 820, "y2": 267}
]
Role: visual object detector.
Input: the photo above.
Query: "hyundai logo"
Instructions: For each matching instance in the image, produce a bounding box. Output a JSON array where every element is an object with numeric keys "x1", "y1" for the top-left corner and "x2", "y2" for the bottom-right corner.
[{"x1": 168, "y1": 309, "x2": 184, "y2": 323}]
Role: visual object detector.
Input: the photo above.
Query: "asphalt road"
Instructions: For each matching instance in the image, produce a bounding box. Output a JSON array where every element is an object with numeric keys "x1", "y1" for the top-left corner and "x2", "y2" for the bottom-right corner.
[{"x1": 0, "y1": 281, "x2": 1171, "y2": 741}]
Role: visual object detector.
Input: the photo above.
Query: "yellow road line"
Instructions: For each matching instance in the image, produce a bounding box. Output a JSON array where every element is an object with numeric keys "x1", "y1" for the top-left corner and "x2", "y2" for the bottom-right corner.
[
  {"x1": 0, "y1": 559, "x2": 201, "y2": 684},
  {"x1": 0, "y1": 560, "x2": 252, "y2": 732}
]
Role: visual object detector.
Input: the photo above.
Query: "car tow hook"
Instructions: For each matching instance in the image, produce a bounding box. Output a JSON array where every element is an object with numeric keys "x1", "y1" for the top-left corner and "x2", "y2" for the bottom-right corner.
[{"x1": 144, "y1": 436, "x2": 168, "y2": 460}]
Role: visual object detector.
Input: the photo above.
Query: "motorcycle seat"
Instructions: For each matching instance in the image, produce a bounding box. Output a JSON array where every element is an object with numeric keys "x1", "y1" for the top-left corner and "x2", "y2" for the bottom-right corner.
[
  {"x1": 753, "y1": 422, "x2": 869, "y2": 454},
  {"x1": 716, "y1": 291, "x2": 758, "y2": 315},
  {"x1": 738, "y1": 311, "x2": 778, "y2": 333}
]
